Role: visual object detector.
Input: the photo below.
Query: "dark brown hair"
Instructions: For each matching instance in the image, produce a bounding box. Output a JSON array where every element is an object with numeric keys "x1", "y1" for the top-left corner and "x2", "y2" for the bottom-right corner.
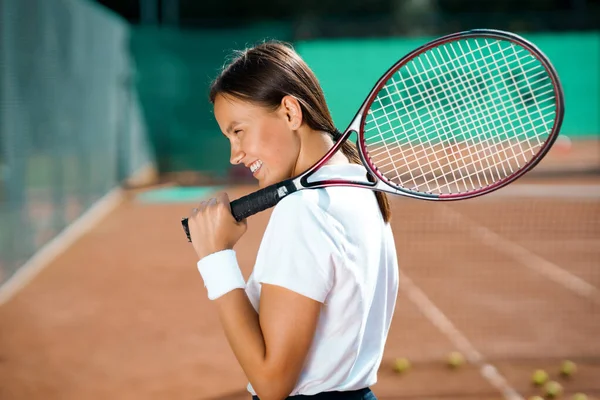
[{"x1": 209, "y1": 41, "x2": 391, "y2": 222}]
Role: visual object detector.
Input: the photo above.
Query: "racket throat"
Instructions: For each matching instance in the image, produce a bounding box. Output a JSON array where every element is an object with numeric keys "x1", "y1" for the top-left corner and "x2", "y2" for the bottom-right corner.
[{"x1": 276, "y1": 179, "x2": 299, "y2": 197}]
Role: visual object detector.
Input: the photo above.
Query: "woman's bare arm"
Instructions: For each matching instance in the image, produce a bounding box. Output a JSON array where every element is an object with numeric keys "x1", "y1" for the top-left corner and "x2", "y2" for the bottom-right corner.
[{"x1": 214, "y1": 283, "x2": 321, "y2": 400}]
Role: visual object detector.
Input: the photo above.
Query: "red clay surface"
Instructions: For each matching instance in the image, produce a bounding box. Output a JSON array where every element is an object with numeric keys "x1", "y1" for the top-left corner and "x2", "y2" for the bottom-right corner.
[{"x1": 1, "y1": 139, "x2": 598, "y2": 400}]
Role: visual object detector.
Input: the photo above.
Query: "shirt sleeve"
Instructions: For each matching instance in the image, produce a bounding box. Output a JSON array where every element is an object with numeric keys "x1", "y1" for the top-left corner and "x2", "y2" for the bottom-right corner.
[{"x1": 254, "y1": 192, "x2": 342, "y2": 303}]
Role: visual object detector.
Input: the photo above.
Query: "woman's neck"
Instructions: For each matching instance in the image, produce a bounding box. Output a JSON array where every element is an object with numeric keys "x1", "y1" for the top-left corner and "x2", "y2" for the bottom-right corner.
[{"x1": 292, "y1": 127, "x2": 349, "y2": 176}]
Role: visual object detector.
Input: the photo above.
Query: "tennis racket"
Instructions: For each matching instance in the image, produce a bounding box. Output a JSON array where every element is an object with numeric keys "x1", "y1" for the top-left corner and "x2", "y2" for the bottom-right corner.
[{"x1": 181, "y1": 29, "x2": 564, "y2": 242}]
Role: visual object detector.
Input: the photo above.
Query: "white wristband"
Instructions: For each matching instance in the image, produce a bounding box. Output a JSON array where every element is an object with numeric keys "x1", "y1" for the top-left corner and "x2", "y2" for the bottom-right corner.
[{"x1": 196, "y1": 249, "x2": 245, "y2": 300}]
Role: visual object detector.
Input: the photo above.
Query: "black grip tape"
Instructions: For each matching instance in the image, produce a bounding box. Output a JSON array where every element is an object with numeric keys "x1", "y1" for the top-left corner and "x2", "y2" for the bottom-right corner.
[
  {"x1": 180, "y1": 179, "x2": 295, "y2": 243},
  {"x1": 230, "y1": 181, "x2": 290, "y2": 222},
  {"x1": 181, "y1": 217, "x2": 192, "y2": 242}
]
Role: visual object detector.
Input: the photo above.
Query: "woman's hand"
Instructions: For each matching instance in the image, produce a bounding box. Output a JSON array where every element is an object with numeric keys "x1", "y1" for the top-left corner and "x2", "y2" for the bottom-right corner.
[{"x1": 187, "y1": 192, "x2": 247, "y2": 260}]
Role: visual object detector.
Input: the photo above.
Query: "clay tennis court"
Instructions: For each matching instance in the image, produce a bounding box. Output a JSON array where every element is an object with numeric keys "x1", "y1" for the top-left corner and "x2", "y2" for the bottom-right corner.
[{"x1": 0, "y1": 139, "x2": 598, "y2": 400}]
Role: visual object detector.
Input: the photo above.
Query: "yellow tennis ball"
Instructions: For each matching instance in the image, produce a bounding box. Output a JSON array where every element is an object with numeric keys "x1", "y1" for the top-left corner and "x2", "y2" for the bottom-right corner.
[
  {"x1": 532, "y1": 369, "x2": 549, "y2": 385},
  {"x1": 545, "y1": 381, "x2": 563, "y2": 398},
  {"x1": 447, "y1": 351, "x2": 465, "y2": 368},
  {"x1": 392, "y1": 357, "x2": 411, "y2": 373},
  {"x1": 560, "y1": 360, "x2": 577, "y2": 377},
  {"x1": 572, "y1": 393, "x2": 588, "y2": 400}
]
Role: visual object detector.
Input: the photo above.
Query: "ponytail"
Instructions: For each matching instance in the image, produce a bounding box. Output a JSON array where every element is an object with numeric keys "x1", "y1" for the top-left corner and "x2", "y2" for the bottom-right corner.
[{"x1": 334, "y1": 132, "x2": 392, "y2": 223}]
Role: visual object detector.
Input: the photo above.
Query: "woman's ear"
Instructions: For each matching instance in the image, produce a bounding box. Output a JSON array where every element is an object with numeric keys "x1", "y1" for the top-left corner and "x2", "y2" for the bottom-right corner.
[{"x1": 281, "y1": 95, "x2": 303, "y2": 130}]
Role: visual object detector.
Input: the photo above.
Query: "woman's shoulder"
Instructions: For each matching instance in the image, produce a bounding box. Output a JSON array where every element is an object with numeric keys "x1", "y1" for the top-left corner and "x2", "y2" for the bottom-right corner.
[
  {"x1": 258, "y1": 190, "x2": 346, "y2": 260},
  {"x1": 271, "y1": 189, "x2": 331, "y2": 225},
  {"x1": 266, "y1": 189, "x2": 346, "y2": 237}
]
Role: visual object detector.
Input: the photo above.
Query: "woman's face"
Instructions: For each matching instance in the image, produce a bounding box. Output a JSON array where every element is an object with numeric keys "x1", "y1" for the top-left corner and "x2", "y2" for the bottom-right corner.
[{"x1": 213, "y1": 94, "x2": 301, "y2": 188}]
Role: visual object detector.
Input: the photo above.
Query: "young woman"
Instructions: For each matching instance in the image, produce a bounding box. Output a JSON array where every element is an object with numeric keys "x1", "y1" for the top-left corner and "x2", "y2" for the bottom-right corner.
[{"x1": 186, "y1": 41, "x2": 399, "y2": 400}]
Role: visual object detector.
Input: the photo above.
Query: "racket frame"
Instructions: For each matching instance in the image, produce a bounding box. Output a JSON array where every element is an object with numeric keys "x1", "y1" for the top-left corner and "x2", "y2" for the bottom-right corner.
[
  {"x1": 181, "y1": 29, "x2": 565, "y2": 241},
  {"x1": 355, "y1": 28, "x2": 565, "y2": 200}
]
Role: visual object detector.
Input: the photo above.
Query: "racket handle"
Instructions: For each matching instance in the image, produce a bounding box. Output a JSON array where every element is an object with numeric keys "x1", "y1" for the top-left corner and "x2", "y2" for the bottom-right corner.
[
  {"x1": 180, "y1": 180, "x2": 295, "y2": 243},
  {"x1": 230, "y1": 179, "x2": 295, "y2": 221}
]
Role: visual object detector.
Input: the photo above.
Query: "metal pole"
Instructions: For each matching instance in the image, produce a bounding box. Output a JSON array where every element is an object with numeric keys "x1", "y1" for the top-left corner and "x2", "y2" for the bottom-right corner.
[
  {"x1": 140, "y1": 0, "x2": 159, "y2": 25},
  {"x1": 572, "y1": 0, "x2": 587, "y2": 28},
  {"x1": 162, "y1": 0, "x2": 180, "y2": 27}
]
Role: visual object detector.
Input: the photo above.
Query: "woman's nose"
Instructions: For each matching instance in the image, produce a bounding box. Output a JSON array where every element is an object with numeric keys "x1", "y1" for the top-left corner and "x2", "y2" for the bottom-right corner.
[{"x1": 230, "y1": 141, "x2": 245, "y2": 165}]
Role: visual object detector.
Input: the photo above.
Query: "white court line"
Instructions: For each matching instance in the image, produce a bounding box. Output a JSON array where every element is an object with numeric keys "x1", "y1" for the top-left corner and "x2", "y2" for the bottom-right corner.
[
  {"x1": 400, "y1": 272, "x2": 523, "y2": 400},
  {"x1": 440, "y1": 206, "x2": 600, "y2": 306},
  {"x1": 0, "y1": 187, "x2": 124, "y2": 307},
  {"x1": 0, "y1": 162, "x2": 157, "y2": 306}
]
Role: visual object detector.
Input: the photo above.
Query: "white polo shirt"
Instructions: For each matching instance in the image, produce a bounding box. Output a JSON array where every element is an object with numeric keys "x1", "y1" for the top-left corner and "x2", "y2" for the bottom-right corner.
[{"x1": 245, "y1": 163, "x2": 399, "y2": 396}]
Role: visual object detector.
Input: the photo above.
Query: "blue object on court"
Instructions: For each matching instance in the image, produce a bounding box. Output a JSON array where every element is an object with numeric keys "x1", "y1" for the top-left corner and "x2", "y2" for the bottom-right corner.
[{"x1": 136, "y1": 187, "x2": 222, "y2": 204}]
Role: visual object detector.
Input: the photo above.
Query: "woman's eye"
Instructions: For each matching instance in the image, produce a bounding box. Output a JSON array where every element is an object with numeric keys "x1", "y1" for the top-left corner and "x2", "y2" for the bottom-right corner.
[{"x1": 233, "y1": 130, "x2": 242, "y2": 135}]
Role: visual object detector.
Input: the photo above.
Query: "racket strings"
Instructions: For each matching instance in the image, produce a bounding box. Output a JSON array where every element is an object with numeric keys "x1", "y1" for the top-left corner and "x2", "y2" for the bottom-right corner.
[
  {"x1": 413, "y1": 39, "x2": 551, "y2": 190},
  {"x1": 421, "y1": 38, "x2": 547, "y2": 187},
  {"x1": 363, "y1": 37, "x2": 557, "y2": 195},
  {"x1": 366, "y1": 46, "x2": 542, "y2": 120},
  {"x1": 438, "y1": 39, "x2": 542, "y2": 187},
  {"x1": 367, "y1": 92, "x2": 555, "y2": 171},
  {"x1": 371, "y1": 71, "x2": 526, "y2": 190},
  {"x1": 365, "y1": 62, "x2": 553, "y2": 149},
  {"x1": 374, "y1": 132, "x2": 548, "y2": 190},
  {"x1": 369, "y1": 81, "x2": 556, "y2": 185},
  {"x1": 366, "y1": 75, "x2": 553, "y2": 139},
  {"x1": 367, "y1": 45, "x2": 528, "y2": 173},
  {"x1": 502, "y1": 42, "x2": 552, "y2": 135},
  {"x1": 368, "y1": 43, "x2": 544, "y2": 153},
  {"x1": 430, "y1": 38, "x2": 545, "y2": 186},
  {"x1": 483, "y1": 42, "x2": 544, "y2": 156}
]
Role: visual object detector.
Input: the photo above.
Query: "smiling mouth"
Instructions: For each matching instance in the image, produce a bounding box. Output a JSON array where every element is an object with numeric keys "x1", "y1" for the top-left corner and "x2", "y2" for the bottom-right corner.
[{"x1": 249, "y1": 160, "x2": 263, "y2": 175}]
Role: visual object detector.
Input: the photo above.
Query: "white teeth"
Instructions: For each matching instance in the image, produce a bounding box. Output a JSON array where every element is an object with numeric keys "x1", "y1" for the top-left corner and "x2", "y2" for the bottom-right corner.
[{"x1": 249, "y1": 160, "x2": 263, "y2": 173}]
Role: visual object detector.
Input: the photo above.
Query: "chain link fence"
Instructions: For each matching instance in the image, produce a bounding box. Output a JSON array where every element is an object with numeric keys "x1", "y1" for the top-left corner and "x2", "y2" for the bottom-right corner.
[{"x1": 0, "y1": 0, "x2": 155, "y2": 286}]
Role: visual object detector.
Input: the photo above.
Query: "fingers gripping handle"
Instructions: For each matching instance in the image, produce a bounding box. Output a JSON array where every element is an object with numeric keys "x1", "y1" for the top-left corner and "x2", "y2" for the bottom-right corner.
[{"x1": 180, "y1": 180, "x2": 295, "y2": 242}]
